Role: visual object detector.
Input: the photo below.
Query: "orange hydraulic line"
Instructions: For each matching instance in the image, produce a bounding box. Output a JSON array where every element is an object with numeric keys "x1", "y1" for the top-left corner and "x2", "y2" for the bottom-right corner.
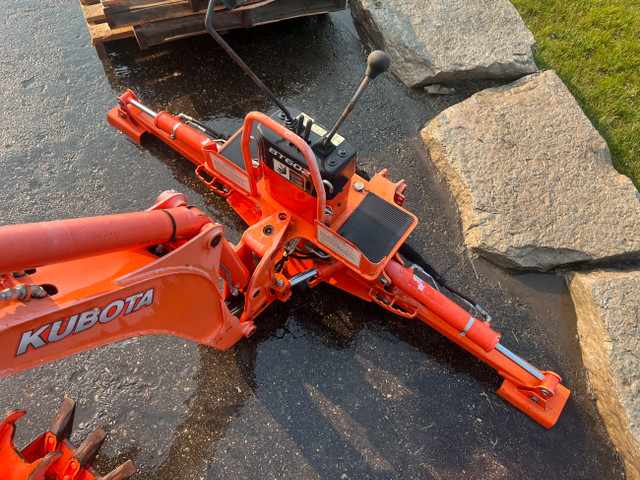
[{"x1": 0, "y1": 207, "x2": 212, "y2": 274}]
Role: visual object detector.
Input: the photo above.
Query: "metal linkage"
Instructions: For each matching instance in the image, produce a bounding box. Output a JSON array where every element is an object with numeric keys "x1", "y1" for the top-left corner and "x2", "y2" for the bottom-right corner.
[{"x1": 0, "y1": 284, "x2": 48, "y2": 302}]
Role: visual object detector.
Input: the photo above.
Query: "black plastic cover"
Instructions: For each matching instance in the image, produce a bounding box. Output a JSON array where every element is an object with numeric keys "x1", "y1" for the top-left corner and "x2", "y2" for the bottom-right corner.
[{"x1": 258, "y1": 108, "x2": 357, "y2": 200}]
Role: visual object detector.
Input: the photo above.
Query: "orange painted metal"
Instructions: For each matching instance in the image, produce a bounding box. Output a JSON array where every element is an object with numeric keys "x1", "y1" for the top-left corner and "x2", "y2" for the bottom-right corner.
[
  {"x1": 109, "y1": 90, "x2": 217, "y2": 167},
  {"x1": 107, "y1": 106, "x2": 145, "y2": 144},
  {"x1": 0, "y1": 205, "x2": 248, "y2": 378},
  {"x1": 382, "y1": 260, "x2": 569, "y2": 428},
  {"x1": 106, "y1": 93, "x2": 570, "y2": 427},
  {"x1": 0, "y1": 398, "x2": 135, "y2": 479},
  {"x1": 0, "y1": 91, "x2": 571, "y2": 433},
  {"x1": 241, "y1": 111, "x2": 327, "y2": 222},
  {"x1": 0, "y1": 207, "x2": 212, "y2": 275}
]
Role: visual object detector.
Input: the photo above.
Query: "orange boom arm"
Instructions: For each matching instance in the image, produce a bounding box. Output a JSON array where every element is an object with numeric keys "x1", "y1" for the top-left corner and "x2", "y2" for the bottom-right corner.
[{"x1": 0, "y1": 192, "x2": 252, "y2": 379}]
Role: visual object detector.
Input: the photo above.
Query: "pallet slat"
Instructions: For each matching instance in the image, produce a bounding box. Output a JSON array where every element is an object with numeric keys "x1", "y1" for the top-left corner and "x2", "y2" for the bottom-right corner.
[
  {"x1": 80, "y1": 0, "x2": 133, "y2": 57},
  {"x1": 135, "y1": 0, "x2": 345, "y2": 48},
  {"x1": 103, "y1": 0, "x2": 273, "y2": 29},
  {"x1": 87, "y1": 22, "x2": 136, "y2": 42},
  {"x1": 83, "y1": 3, "x2": 107, "y2": 23},
  {"x1": 253, "y1": 0, "x2": 344, "y2": 23},
  {"x1": 78, "y1": 0, "x2": 345, "y2": 56}
]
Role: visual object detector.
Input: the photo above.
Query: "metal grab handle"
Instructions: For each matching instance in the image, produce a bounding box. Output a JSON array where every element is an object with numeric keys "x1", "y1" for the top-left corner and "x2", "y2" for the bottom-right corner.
[{"x1": 241, "y1": 111, "x2": 327, "y2": 222}]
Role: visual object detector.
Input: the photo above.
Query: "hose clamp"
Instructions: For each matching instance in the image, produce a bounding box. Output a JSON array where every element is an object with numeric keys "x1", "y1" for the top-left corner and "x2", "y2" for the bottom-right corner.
[
  {"x1": 458, "y1": 316, "x2": 474, "y2": 337},
  {"x1": 171, "y1": 122, "x2": 182, "y2": 140}
]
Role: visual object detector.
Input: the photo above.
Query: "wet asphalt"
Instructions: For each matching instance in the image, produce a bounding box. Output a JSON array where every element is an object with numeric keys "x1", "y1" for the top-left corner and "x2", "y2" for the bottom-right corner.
[{"x1": 0, "y1": 1, "x2": 627, "y2": 478}]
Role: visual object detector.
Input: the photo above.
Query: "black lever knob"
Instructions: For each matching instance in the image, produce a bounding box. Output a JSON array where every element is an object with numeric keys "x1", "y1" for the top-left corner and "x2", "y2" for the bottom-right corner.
[{"x1": 365, "y1": 50, "x2": 391, "y2": 79}]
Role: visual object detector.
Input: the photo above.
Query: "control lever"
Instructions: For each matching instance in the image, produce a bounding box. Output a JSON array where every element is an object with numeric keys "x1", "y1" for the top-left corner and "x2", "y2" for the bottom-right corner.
[
  {"x1": 303, "y1": 118, "x2": 313, "y2": 142},
  {"x1": 204, "y1": 0, "x2": 296, "y2": 126},
  {"x1": 316, "y1": 50, "x2": 390, "y2": 153}
]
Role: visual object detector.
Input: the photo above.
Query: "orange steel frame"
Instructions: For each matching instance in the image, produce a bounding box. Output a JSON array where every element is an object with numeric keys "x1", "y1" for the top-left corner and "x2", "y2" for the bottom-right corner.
[{"x1": 0, "y1": 90, "x2": 569, "y2": 438}]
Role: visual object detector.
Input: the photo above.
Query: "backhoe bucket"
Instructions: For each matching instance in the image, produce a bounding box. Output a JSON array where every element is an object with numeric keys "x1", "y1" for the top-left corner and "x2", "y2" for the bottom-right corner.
[{"x1": 0, "y1": 398, "x2": 135, "y2": 479}]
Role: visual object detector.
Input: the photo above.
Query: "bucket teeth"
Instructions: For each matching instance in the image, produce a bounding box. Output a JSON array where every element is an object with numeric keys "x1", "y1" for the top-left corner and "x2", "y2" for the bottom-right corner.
[
  {"x1": 71, "y1": 426, "x2": 107, "y2": 469},
  {"x1": 102, "y1": 460, "x2": 137, "y2": 480},
  {"x1": 48, "y1": 397, "x2": 76, "y2": 444},
  {"x1": 0, "y1": 399, "x2": 135, "y2": 479}
]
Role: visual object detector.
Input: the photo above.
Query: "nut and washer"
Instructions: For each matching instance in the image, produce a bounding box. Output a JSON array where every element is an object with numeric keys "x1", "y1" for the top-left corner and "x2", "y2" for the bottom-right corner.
[{"x1": 353, "y1": 181, "x2": 365, "y2": 192}]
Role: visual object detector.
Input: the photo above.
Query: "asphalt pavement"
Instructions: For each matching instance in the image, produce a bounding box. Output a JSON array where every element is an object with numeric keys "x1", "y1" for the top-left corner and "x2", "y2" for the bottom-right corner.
[{"x1": 0, "y1": 1, "x2": 626, "y2": 478}]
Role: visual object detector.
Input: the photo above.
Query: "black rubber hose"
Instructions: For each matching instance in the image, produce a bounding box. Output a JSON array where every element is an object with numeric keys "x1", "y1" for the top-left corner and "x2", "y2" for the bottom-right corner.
[
  {"x1": 398, "y1": 242, "x2": 480, "y2": 308},
  {"x1": 397, "y1": 242, "x2": 446, "y2": 286}
]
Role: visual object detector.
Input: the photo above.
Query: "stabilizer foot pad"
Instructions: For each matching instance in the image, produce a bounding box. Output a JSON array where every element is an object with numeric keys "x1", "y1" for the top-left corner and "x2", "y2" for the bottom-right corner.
[{"x1": 497, "y1": 379, "x2": 571, "y2": 429}]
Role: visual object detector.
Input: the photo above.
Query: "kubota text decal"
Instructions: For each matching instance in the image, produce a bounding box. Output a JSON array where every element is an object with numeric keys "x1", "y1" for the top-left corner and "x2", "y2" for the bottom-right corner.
[{"x1": 16, "y1": 288, "x2": 155, "y2": 356}]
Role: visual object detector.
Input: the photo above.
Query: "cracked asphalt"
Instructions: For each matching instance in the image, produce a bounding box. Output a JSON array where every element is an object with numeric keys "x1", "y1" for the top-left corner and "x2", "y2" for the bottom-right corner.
[{"x1": 0, "y1": 1, "x2": 626, "y2": 478}]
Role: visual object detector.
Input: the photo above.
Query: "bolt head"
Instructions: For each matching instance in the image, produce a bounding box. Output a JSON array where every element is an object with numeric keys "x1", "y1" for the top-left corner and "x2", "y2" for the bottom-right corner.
[
  {"x1": 530, "y1": 396, "x2": 540, "y2": 404},
  {"x1": 276, "y1": 279, "x2": 284, "y2": 287},
  {"x1": 353, "y1": 181, "x2": 365, "y2": 192},
  {"x1": 263, "y1": 225, "x2": 275, "y2": 235}
]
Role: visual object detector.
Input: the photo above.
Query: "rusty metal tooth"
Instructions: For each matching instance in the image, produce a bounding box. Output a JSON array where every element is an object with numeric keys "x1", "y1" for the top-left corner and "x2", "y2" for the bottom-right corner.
[
  {"x1": 24, "y1": 450, "x2": 64, "y2": 480},
  {"x1": 71, "y1": 426, "x2": 106, "y2": 469},
  {"x1": 48, "y1": 397, "x2": 76, "y2": 444},
  {"x1": 102, "y1": 459, "x2": 137, "y2": 480}
]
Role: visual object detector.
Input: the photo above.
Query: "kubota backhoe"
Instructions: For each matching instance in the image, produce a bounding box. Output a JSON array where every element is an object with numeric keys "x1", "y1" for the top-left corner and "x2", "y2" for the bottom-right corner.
[{"x1": 0, "y1": 1, "x2": 570, "y2": 477}]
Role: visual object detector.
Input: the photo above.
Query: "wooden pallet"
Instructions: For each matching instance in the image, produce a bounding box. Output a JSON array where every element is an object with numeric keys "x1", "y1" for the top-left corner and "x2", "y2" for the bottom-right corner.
[
  {"x1": 79, "y1": 0, "x2": 134, "y2": 58},
  {"x1": 103, "y1": 0, "x2": 273, "y2": 29},
  {"x1": 79, "y1": 0, "x2": 345, "y2": 57}
]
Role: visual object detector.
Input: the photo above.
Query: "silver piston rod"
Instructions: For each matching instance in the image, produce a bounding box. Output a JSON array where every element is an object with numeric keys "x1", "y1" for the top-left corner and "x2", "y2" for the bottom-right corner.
[
  {"x1": 130, "y1": 99, "x2": 157, "y2": 118},
  {"x1": 495, "y1": 343, "x2": 544, "y2": 380}
]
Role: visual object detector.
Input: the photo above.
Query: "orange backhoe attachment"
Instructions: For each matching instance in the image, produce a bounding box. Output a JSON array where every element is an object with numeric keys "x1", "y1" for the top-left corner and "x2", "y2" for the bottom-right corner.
[
  {"x1": 107, "y1": 92, "x2": 570, "y2": 428},
  {"x1": 0, "y1": 398, "x2": 135, "y2": 479},
  {"x1": 0, "y1": 90, "x2": 569, "y2": 480}
]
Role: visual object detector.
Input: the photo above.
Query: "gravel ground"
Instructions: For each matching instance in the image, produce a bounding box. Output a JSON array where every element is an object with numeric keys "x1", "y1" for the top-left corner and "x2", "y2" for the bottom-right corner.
[{"x1": 0, "y1": 1, "x2": 626, "y2": 478}]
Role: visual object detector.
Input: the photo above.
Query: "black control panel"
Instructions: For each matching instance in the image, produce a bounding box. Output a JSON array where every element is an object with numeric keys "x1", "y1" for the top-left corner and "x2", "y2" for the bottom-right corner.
[{"x1": 258, "y1": 108, "x2": 356, "y2": 200}]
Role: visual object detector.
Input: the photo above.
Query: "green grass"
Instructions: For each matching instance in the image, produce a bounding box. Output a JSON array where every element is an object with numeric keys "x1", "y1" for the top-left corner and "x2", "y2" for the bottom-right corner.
[{"x1": 511, "y1": 0, "x2": 640, "y2": 188}]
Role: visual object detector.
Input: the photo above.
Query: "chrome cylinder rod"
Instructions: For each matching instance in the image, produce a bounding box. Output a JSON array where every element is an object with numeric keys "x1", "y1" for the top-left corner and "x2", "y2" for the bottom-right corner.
[
  {"x1": 130, "y1": 99, "x2": 157, "y2": 118},
  {"x1": 289, "y1": 268, "x2": 318, "y2": 287},
  {"x1": 495, "y1": 343, "x2": 544, "y2": 380}
]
